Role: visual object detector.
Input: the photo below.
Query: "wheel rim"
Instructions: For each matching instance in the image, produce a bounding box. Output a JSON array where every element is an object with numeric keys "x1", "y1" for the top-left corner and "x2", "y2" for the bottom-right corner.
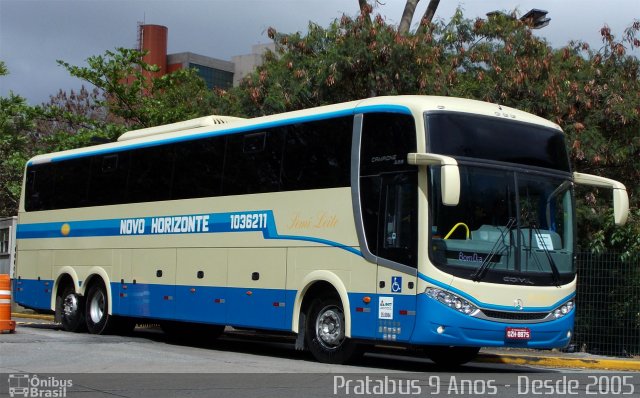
[
  {"x1": 89, "y1": 289, "x2": 105, "y2": 324},
  {"x1": 315, "y1": 305, "x2": 345, "y2": 350},
  {"x1": 63, "y1": 294, "x2": 78, "y2": 318}
]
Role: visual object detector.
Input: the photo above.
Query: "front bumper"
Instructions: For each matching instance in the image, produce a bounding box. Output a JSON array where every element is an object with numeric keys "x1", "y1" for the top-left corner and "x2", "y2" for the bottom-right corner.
[{"x1": 410, "y1": 294, "x2": 574, "y2": 348}]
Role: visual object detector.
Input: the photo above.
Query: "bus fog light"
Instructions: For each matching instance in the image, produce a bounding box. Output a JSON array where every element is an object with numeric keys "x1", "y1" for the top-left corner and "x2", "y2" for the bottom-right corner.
[
  {"x1": 437, "y1": 326, "x2": 445, "y2": 334},
  {"x1": 425, "y1": 288, "x2": 478, "y2": 316},
  {"x1": 567, "y1": 330, "x2": 572, "y2": 339}
]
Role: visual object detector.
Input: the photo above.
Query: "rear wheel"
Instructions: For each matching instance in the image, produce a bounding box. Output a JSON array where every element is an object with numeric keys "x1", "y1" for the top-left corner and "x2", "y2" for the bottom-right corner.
[
  {"x1": 424, "y1": 346, "x2": 481, "y2": 367},
  {"x1": 85, "y1": 281, "x2": 126, "y2": 335},
  {"x1": 59, "y1": 286, "x2": 86, "y2": 333},
  {"x1": 305, "y1": 296, "x2": 359, "y2": 364}
]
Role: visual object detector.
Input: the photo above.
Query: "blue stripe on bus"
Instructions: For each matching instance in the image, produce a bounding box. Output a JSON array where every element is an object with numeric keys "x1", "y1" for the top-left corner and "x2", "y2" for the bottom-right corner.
[
  {"x1": 418, "y1": 272, "x2": 575, "y2": 313},
  {"x1": 14, "y1": 277, "x2": 573, "y2": 348},
  {"x1": 16, "y1": 210, "x2": 363, "y2": 256},
  {"x1": 28, "y1": 105, "x2": 412, "y2": 165}
]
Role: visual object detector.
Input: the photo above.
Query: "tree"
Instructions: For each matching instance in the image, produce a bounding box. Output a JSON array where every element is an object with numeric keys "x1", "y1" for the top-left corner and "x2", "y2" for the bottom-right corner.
[
  {"x1": 56, "y1": 48, "x2": 215, "y2": 130},
  {"x1": 0, "y1": 48, "x2": 218, "y2": 216},
  {"x1": 222, "y1": 9, "x2": 639, "y2": 255},
  {"x1": 0, "y1": 62, "x2": 36, "y2": 216}
]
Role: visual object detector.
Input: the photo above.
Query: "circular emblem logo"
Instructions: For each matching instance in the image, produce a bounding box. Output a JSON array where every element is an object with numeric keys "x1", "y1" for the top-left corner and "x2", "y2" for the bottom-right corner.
[{"x1": 60, "y1": 223, "x2": 71, "y2": 236}]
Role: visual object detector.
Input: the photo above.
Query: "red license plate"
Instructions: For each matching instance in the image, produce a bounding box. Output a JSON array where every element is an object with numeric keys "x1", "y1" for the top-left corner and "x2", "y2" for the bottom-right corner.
[{"x1": 505, "y1": 327, "x2": 531, "y2": 340}]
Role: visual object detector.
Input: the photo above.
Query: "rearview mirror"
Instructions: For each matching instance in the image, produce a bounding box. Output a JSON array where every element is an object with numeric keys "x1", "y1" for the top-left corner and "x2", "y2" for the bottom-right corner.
[
  {"x1": 573, "y1": 172, "x2": 629, "y2": 226},
  {"x1": 408, "y1": 153, "x2": 460, "y2": 206}
]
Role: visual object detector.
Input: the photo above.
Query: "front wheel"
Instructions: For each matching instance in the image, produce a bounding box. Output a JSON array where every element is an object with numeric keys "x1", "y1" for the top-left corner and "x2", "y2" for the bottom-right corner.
[{"x1": 305, "y1": 296, "x2": 359, "y2": 364}]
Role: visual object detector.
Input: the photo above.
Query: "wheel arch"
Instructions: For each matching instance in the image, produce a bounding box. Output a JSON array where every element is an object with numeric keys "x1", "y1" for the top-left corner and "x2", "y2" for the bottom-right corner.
[
  {"x1": 291, "y1": 270, "x2": 351, "y2": 337},
  {"x1": 80, "y1": 267, "x2": 113, "y2": 315},
  {"x1": 50, "y1": 266, "x2": 81, "y2": 311}
]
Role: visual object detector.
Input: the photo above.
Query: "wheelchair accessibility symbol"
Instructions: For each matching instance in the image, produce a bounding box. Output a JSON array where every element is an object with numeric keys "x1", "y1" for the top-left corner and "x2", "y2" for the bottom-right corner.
[{"x1": 391, "y1": 276, "x2": 402, "y2": 293}]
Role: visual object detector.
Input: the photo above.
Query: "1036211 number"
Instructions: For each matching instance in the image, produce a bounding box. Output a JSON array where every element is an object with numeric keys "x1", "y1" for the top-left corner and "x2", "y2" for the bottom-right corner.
[{"x1": 229, "y1": 213, "x2": 268, "y2": 230}]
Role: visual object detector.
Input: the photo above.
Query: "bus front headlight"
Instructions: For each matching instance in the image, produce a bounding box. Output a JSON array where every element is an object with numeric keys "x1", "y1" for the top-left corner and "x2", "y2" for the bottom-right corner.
[
  {"x1": 552, "y1": 300, "x2": 574, "y2": 319},
  {"x1": 425, "y1": 287, "x2": 479, "y2": 316}
]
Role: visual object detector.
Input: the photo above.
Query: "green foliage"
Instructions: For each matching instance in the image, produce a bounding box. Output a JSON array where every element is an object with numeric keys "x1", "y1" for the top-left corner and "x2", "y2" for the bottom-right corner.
[
  {"x1": 0, "y1": 61, "x2": 36, "y2": 216},
  {"x1": 226, "y1": 10, "x2": 639, "y2": 256},
  {"x1": 1, "y1": 11, "x2": 639, "y2": 258},
  {"x1": 56, "y1": 48, "x2": 214, "y2": 129},
  {"x1": 0, "y1": 49, "x2": 216, "y2": 216}
]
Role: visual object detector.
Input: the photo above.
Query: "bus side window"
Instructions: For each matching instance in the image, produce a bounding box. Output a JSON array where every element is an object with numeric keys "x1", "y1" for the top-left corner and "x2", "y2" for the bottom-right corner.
[
  {"x1": 243, "y1": 132, "x2": 267, "y2": 153},
  {"x1": 281, "y1": 117, "x2": 352, "y2": 191},
  {"x1": 224, "y1": 128, "x2": 285, "y2": 195},
  {"x1": 172, "y1": 137, "x2": 224, "y2": 200},
  {"x1": 128, "y1": 146, "x2": 174, "y2": 203},
  {"x1": 359, "y1": 176, "x2": 382, "y2": 256},
  {"x1": 54, "y1": 157, "x2": 91, "y2": 209},
  {"x1": 378, "y1": 174, "x2": 418, "y2": 267},
  {"x1": 89, "y1": 152, "x2": 130, "y2": 206},
  {"x1": 25, "y1": 167, "x2": 54, "y2": 211},
  {"x1": 359, "y1": 112, "x2": 418, "y2": 267}
]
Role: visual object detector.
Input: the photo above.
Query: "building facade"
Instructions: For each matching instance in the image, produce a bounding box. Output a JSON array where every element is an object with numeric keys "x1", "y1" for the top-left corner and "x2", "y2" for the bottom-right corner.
[
  {"x1": 0, "y1": 217, "x2": 17, "y2": 277},
  {"x1": 139, "y1": 24, "x2": 271, "y2": 90}
]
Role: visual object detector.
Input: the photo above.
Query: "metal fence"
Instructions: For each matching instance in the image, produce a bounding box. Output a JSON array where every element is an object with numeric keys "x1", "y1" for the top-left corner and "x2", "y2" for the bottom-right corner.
[{"x1": 572, "y1": 252, "x2": 640, "y2": 357}]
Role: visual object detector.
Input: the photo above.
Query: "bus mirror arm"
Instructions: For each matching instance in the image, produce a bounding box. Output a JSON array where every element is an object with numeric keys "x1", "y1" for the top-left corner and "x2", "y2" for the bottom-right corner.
[
  {"x1": 573, "y1": 172, "x2": 629, "y2": 226},
  {"x1": 408, "y1": 153, "x2": 460, "y2": 206}
]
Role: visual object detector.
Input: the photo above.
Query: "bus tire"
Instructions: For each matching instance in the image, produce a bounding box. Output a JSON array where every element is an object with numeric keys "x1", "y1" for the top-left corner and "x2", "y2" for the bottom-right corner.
[
  {"x1": 84, "y1": 281, "x2": 116, "y2": 335},
  {"x1": 424, "y1": 346, "x2": 480, "y2": 367},
  {"x1": 59, "y1": 286, "x2": 86, "y2": 333},
  {"x1": 305, "y1": 295, "x2": 358, "y2": 364}
]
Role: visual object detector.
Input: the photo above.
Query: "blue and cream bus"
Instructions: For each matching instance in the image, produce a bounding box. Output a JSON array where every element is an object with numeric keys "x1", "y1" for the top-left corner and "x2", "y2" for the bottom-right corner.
[{"x1": 14, "y1": 96, "x2": 628, "y2": 365}]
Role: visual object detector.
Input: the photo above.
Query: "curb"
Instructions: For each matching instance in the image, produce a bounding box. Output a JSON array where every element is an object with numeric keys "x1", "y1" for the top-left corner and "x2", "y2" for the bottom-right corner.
[
  {"x1": 476, "y1": 353, "x2": 640, "y2": 372},
  {"x1": 11, "y1": 312, "x2": 55, "y2": 321}
]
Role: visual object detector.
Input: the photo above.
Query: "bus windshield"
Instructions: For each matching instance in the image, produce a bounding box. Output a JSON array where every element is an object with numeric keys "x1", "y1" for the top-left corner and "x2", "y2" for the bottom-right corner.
[
  {"x1": 430, "y1": 165, "x2": 575, "y2": 286},
  {"x1": 426, "y1": 112, "x2": 575, "y2": 287}
]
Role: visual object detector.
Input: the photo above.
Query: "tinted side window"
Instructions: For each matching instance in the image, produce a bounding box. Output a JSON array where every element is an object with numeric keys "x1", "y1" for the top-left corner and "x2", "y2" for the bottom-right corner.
[
  {"x1": 25, "y1": 164, "x2": 55, "y2": 211},
  {"x1": 360, "y1": 113, "x2": 417, "y2": 176},
  {"x1": 223, "y1": 129, "x2": 285, "y2": 195},
  {"x1": 128, "y1": 145, "x2": 174, "y2": 203},
  {"x1": 377, "y1": 173, "x2": 418, "y2": 266},
  {"x1": 173, "y1": 137, "x2": 225, "y2": 199},
  {"x1": 359, "y1": 113, "x2": 418, "y2": 267},
  {"x1": 88, "y1": 153, "x2": 130, "y2": 206},
  {"x1": 54, "y1": 157, "x2": 92, "y2": 209},
  {"x1": 281, "y1": 117, "x2": 352, "y2": 191},
  {"x1": 359, "y1": 176, "x2": 381, "y2": 256}
]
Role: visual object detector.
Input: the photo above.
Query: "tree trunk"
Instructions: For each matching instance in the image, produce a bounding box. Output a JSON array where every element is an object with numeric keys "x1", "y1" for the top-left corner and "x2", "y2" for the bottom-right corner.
[
  {"x1": 398, "y1": 0, "x2": 420, "y2": 34},
  {"x1": 358, "y1": 0, "x2": 372, "y2": 24},
  {"x1": 419, "y1": 0, "x2": 440, "y2": 28}
]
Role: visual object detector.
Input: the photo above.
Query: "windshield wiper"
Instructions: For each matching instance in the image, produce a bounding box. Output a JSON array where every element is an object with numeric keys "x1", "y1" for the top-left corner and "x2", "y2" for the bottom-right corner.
[{"x1": 471, "y1": 217, "x2": 517, "y2": 282}]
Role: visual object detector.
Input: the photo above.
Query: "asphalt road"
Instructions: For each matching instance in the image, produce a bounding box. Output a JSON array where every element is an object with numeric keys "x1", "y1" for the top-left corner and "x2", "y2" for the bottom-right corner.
[{"x1": 1, "y1": 318, "x2": 638, "y2": 397}]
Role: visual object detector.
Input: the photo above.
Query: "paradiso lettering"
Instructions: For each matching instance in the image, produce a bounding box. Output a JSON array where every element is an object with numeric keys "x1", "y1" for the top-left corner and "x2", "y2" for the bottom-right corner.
[{"x1": 119, "y1": 215, "x2": 210, "y2": 235}]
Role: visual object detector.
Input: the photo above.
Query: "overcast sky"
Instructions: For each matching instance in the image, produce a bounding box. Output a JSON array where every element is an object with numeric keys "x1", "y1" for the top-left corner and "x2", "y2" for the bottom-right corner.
[{"x1": 1, "y1": 0, "x2": 638, "y2": 105}]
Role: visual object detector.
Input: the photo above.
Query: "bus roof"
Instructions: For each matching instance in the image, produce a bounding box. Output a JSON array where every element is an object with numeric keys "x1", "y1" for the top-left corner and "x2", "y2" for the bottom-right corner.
[{"x1": 27, "y1": 96, "x2": 561, "y2": 166}]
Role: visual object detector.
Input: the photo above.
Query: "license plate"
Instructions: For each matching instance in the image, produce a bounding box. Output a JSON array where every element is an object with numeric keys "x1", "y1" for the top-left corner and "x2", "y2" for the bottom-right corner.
[{"x1": 505, "y1": 327, "x2": 531, "y2": 340}]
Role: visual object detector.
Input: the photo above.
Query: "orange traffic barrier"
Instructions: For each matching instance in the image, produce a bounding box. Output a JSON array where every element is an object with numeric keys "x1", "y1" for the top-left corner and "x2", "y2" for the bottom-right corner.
[{"x1": 0, "y1": 274, "x2": 16, "y2": 333}]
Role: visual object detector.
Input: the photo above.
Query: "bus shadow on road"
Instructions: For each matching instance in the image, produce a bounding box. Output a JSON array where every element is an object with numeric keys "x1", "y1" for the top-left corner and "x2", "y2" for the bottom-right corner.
[{"x1": 129, "y1": 325, "x2": 552, "y2": 373}]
